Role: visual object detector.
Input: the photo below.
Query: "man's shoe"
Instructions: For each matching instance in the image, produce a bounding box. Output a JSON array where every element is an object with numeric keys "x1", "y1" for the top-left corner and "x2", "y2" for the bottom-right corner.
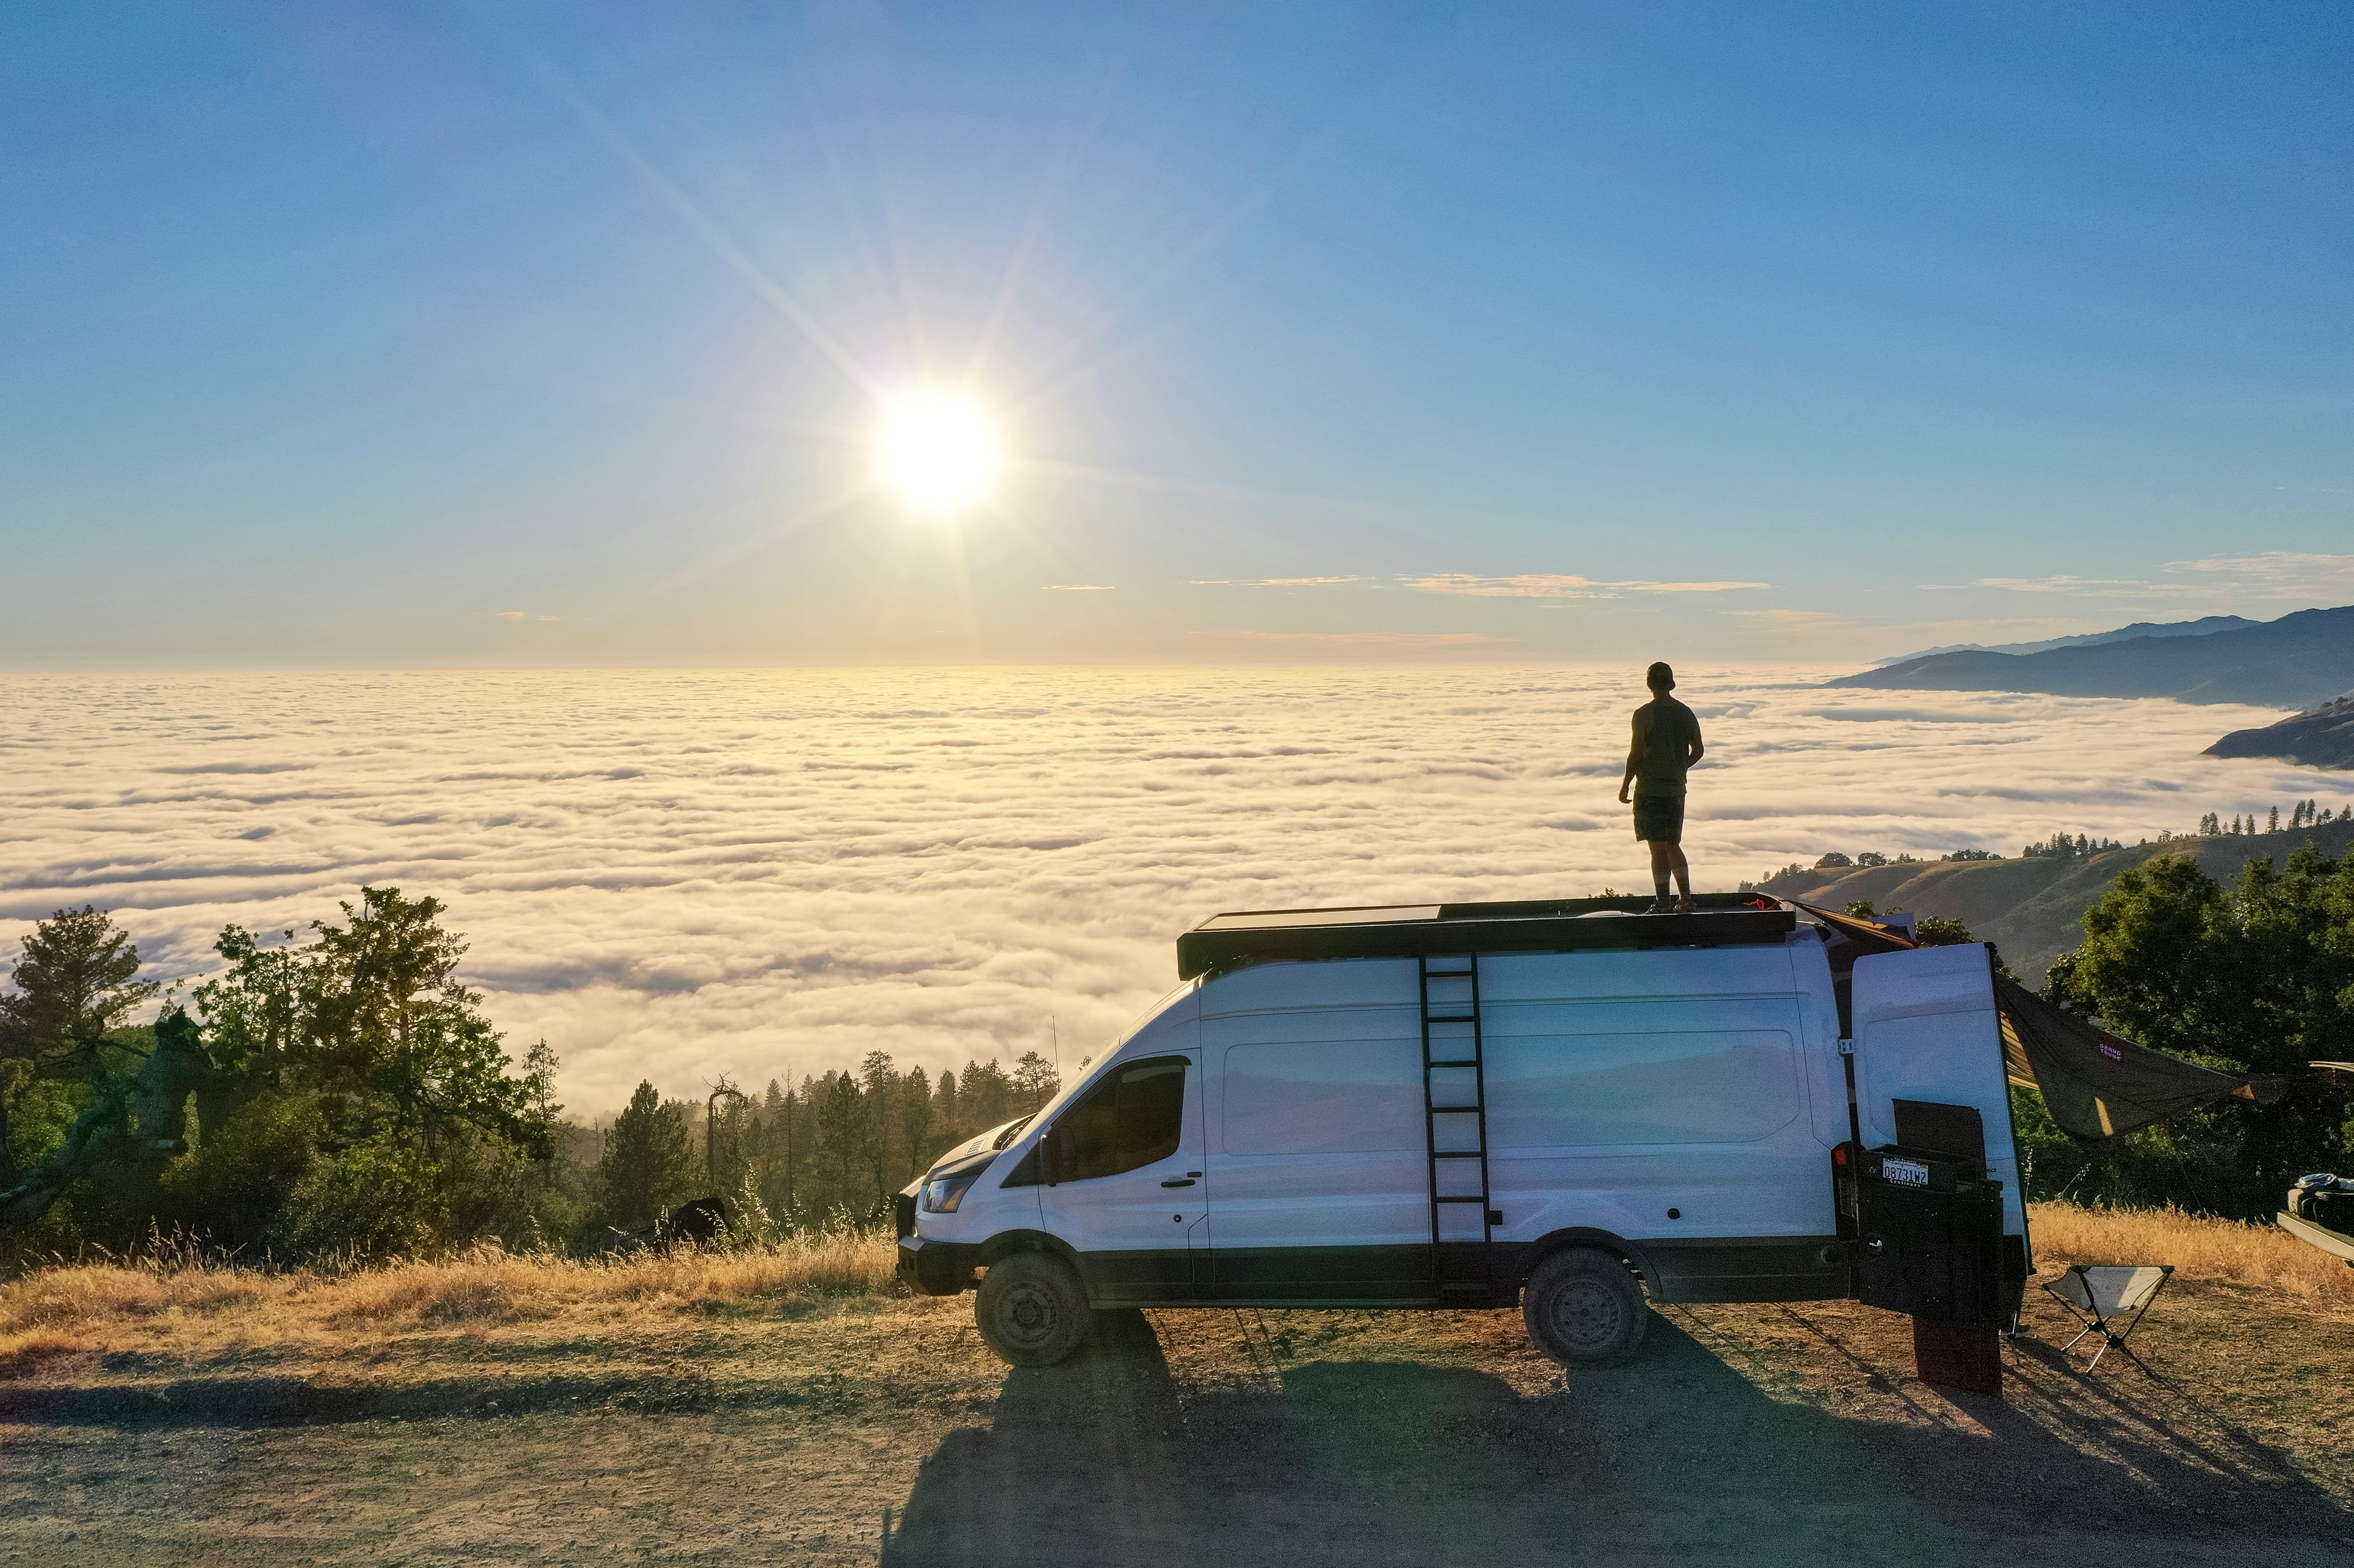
[
  {"x1": 1644, "y1": 898, "x2": 1675, "y2": 915},
  {"x1": 1674, "y1": 896, "x2": 1695, "y2": 915}
]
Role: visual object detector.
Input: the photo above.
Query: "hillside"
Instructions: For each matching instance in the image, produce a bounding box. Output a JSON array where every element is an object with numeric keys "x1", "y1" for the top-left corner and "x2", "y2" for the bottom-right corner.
[
  {"x1": 1870, "y1": 613, "x2": 2257, "y2": 667},
  {"x1": 2207, "y1": 694, "x2": 2354, "y2": 771},
  {"x1": 1750, "y1": 815, "x2": 2354, "y2": 985},
  {"x1": 1827, "y1": 604, "x2": 2354, "y2": 708}
]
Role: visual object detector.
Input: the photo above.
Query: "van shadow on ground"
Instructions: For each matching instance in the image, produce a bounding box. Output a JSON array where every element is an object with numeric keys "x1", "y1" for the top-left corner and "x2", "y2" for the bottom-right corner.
[{"x1": 883, "y1": 1307, "x2": 2354, "y2": 1568}]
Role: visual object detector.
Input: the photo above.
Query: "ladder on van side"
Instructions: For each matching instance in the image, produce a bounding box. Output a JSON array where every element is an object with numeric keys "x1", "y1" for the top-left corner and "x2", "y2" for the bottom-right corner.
[{"x1": 1420, "y1": 954, "x2": 1496, "y2": 1302}]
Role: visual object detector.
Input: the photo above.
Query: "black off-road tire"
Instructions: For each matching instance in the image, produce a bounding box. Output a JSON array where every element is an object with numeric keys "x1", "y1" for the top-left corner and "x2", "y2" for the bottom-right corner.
[
  {"x1": 973, "y1": 1251, "x2": 1094, "y2": 1367},
  {"x1": 1522, "y1": 1247, "x2": 1650, "y2": 1367}
]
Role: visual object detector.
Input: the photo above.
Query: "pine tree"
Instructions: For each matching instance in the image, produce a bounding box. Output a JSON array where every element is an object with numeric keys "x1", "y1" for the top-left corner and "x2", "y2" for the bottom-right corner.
[
  {"x1": 934, "y1": 1069, "x2": 959, "y2": 1142},
  {"x1": 1012, "y1": 1050, "x2": 1060, "y2": 1111},
  {"x1": 596, "y1": 1080, "x2": 694, "y2": 1231},
  {"x1": 2268, "y1": 806, "x2": 2279, "y2": 833}
]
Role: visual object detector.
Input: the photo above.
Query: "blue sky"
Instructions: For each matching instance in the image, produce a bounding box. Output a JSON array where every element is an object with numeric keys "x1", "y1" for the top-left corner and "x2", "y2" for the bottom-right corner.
[{"x1": 4, "y1": 2, "x2": 2350, "y2": 668}]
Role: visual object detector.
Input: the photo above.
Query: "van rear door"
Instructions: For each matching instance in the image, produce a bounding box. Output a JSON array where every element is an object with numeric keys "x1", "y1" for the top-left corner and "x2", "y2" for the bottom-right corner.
[
  {"x1": 1850, "y1": 942, "x2": 2030, "y2": 1329},
  {"x1": 1849, "y1": 944, "x2": 2022, "y2": 1232}
]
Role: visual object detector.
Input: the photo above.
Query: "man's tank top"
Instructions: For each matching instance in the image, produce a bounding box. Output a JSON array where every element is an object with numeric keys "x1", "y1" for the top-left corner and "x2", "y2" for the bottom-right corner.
[{"x1": 1635, "y1": 697, "x2": 1700, "y2": 797}]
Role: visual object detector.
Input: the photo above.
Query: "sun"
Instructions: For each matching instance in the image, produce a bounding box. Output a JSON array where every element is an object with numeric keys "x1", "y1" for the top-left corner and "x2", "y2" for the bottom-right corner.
[{"x1": 873, "y1": 390, "x2": 1004, "y2": 517}]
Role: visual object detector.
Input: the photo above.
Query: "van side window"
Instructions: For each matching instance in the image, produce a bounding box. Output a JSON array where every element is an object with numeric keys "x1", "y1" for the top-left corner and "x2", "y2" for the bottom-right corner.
[{"x1": 1054, "y1": 1056, "x2": 1188, "y2": 1181}]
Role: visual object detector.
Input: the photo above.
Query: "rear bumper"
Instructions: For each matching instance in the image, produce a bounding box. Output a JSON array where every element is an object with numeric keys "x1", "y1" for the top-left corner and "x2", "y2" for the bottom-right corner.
[{"x1": 897, "y1": 1235, "x2": 983, "y2": 1296}]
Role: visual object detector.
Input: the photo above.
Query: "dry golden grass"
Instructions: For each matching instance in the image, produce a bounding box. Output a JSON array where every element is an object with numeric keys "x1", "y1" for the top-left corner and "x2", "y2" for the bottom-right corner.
[
  {"x1": 2029, "y1": 1199, "x2": 2354, "y2": 1301},
  {"x1": 6, "y1": 1203, "x2": 2347, "y2": 1375},
  {"x1": 0, "y1": 1230, "x2": 900, "y2": 1368}
]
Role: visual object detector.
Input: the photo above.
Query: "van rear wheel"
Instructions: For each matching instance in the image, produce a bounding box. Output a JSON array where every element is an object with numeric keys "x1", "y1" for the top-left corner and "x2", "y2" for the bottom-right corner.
[
  {"x1": 1523, "y1": 1248, "x2": 1649, "y2": 1367},
  {"x1": 974, "y1": 1251, "x2": 1093, "y2": 1367}
]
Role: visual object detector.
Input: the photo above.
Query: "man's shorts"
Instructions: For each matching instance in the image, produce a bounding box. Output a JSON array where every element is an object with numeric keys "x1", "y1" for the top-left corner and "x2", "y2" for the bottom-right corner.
[{"x1": 1633, "y1": 793, "x2": 1684, "y2": 844}]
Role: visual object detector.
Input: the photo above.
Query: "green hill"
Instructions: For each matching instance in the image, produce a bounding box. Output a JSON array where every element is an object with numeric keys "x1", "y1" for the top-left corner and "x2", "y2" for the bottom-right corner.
[{"x1": 1747, "y1": 817, "x2": 2354, "y2": 987}]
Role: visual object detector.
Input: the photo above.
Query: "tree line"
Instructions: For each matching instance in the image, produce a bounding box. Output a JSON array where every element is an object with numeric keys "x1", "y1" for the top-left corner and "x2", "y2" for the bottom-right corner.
[
  {"x1": 0, "y1": 890, "x2": 1058, "y2": 1264},
  {"x1": 586, "y1": 1049, "x2": 1059, "y2": 1237}
]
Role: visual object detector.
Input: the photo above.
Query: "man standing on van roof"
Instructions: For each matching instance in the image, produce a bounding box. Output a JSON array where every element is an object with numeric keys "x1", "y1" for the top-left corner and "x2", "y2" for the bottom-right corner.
[{"x1": 1618, "y1": 662, "x2": 1704, "y2": 915}]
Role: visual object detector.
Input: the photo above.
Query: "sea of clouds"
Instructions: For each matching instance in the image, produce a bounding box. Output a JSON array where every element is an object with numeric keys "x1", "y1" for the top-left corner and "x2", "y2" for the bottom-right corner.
[{"x1": 0, "y1": 667, "x2": 2336, "y2": 1113}]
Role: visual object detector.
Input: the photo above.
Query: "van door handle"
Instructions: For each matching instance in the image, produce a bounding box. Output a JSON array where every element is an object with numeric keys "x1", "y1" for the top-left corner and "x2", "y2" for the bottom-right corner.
[{"x1": 1160, "y1": 1178, "x2": 1196, "y2": 1188}]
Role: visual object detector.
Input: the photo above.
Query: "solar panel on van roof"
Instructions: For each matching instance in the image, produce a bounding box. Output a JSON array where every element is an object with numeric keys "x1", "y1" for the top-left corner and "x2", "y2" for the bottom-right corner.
[
  {"x1": 1175, "y1": 895, "x2": 1796, "y2": 979},
  {"x1": 1196, "y1": 905, "x2": 1443, "y2": 931}
]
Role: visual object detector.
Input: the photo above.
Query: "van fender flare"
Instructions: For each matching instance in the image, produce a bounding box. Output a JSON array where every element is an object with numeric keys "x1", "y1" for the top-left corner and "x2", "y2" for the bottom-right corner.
[
  {"x1": 1517, "y1": 1227, "x2": 1658, "y2": 1292},
  {"x1": 978, "y1": 1229, "x2": 1091, "y2": 1292}
]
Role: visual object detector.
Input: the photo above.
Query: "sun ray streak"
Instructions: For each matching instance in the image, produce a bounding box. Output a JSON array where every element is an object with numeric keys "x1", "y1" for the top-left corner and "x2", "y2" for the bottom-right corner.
[{"x1": 479, "y1": 10, "x2": 884, "y2": 402}]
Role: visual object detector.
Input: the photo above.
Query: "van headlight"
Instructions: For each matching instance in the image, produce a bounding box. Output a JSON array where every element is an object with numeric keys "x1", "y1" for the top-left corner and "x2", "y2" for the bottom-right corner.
[{"x1": 920, "y1": 1151, "x2": 998, "y2": 1213}]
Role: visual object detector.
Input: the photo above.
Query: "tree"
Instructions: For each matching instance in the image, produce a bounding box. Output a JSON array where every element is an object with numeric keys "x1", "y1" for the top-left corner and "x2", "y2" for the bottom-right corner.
[
  {"x1": 1012, "y1": 1050, "x2": 1060, "y2": 1112},
  {"x1": 961, "y1": 1058, "x2": 1012, "y2": 1130},
  {"x1": 298, "y1": 888, "x2": 530, "y2": 1152},
  {"x1": 857, "y1": 1051, "x2": 900, "y2": 1205},
  {"x1": 1815, "y1": 852, "x2": 1852, "y2": 869},
  {"x1": 1856, "y1": 852, "x2": 1889, "y2": 868},
  {"x1": 815, "y1": 1070, "x2": 866, "y2": 1213},
  {"x1": 596, "y1": 1081, "x2": 695, "y2": 1231},
  {"x1": 897, "y1": 1065, "x2": 934, "y2": 1185},
  {"x1": 0, "y1": 907, "x2": 159, "y2": 1187},
  {"x1": 522, "y1": 1041, "x2": 563, "y2": 1153},
  {"x1": 2039, "y1": 845, "x2": 2354, "y2": 1216}
]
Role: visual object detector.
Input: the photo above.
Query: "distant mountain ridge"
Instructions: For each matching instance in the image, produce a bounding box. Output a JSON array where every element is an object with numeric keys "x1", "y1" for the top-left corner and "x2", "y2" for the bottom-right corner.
[
  {"x1": 1869, "y1": 614, "x2": 2257, "y2": 667},
  {"x1": 2207, "y1": 694, "x2": 2354, "y2": 771},
  {"x1": 1829, "y1": 605, "x2": 2354, "y2": 709}
]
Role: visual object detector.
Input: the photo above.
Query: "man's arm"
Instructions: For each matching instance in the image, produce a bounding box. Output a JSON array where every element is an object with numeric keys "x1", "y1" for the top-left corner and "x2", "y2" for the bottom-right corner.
[
  {"x1": 1618, "y1": 710, "x2": 1646, "y2": 804},
  {"x1": 1686, "y1": 711, "x2": 1704, "y2": 768}
]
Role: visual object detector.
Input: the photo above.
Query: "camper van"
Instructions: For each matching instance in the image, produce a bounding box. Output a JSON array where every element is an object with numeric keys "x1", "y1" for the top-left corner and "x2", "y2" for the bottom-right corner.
[{"x1": 897, "y1": 896, "x2": 2029, "y2": 1368}]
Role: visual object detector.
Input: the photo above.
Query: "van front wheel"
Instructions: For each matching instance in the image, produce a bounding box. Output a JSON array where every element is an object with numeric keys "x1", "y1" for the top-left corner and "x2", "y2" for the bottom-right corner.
[
  {"x1": 1523, "y1": 1248, "x2": 1649, "y2": 1367},
  {"x1": 974, "y1": 1251, "x2": 1093, "y2": 1367}
]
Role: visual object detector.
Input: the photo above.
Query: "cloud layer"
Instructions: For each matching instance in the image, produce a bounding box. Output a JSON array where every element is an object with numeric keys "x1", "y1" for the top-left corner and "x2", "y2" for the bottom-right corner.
[{"x1": 0, "y1": 668, "x2": 2337, "y2": 1113}]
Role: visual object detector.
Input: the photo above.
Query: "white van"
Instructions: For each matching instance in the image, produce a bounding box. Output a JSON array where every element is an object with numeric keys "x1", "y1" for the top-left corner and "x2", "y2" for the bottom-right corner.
[{"x1": 897, "y1": 897, "x2": 2029, "y2": 1367}]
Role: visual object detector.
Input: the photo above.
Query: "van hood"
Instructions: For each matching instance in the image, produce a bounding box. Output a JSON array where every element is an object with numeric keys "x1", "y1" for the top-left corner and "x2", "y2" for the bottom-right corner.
[{"x1": 925, "y1": 1116, "x2": 1032, "y2": 1176}]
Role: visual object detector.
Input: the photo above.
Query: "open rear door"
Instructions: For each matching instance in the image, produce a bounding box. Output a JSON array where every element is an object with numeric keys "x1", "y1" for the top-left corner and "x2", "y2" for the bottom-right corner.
[
  {"x1": 1851, "y1": 944, "x2": 2024, "y2": 1244},
  {"x1": 1850, "y1": 944, "x2": 2029, "y2": 1391}
]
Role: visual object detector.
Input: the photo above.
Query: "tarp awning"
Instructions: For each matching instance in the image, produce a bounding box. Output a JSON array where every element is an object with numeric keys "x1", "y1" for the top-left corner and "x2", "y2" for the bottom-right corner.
[{"x1": 1994, "y1": 975, "x2": 2281, "y2": 1142}]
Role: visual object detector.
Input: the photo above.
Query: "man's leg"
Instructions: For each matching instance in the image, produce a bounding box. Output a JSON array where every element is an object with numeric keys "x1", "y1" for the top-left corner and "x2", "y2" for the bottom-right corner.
[
  {"x1": 1665, "y1": 843, "x2": 1692, "y2": 913},
  {"x1": 1647, "y1": 840, "x2": 1673, "y2": 911}
]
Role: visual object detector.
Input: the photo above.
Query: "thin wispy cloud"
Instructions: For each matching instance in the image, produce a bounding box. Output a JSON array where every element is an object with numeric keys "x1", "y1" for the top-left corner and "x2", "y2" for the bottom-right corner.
[
  {"x1": 493, "y1": 611, "x2": 561, "y2": 622},
  {"x1": 1974, "y1": 576, "x2": 2184, "y2": 596},
  {"x1": 1184, "y1": 576, "x2": 1367, "y2": 587},
  {"x1": 2165, "y1": 553, "x2": 2354, "y2": 595},
  {"x1": 1402, "y1": 574, "x2": 1768, "y2": 598},
  {"x1": 1041, "y1": 584, "x2": 1114, "y2": 592},
  {"x1": 1225, "y1": 631, "x2": 1505, "y2": 646}
]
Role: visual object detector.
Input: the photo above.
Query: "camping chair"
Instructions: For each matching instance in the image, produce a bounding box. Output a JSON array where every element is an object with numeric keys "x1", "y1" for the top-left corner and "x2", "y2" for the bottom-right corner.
[{"x1": 2042, "y1": 1264, "x2": 2174, "y2": 1372}]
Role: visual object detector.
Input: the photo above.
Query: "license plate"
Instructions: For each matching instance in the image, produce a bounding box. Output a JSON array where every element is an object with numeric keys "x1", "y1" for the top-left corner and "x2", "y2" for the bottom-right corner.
[{"x1": 1882, "y1": 1156, "x2": 1930, "y2": 1188}]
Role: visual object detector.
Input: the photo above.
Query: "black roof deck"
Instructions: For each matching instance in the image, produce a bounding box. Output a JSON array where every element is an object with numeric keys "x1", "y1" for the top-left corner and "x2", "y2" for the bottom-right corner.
[{"x1": 1175, "y1": 894, "x2": 1797, "y2": 980}]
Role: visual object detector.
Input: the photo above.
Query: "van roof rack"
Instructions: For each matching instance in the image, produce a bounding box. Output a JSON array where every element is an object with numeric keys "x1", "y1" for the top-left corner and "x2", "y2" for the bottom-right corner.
[{"x1": 1176, "y1": 895, "x2": 1796, "y2": 979}]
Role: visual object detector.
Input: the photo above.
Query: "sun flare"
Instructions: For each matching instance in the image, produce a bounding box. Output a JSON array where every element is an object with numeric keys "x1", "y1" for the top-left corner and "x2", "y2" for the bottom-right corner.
[{"x1": 873, "y1": 391, "x2": 1004, "y2": 517}]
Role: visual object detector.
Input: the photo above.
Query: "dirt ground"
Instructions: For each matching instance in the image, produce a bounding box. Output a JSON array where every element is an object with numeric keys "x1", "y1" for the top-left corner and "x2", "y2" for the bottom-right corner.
[{"x1": 4, "y1": 1275, "x2": 2352, "y2": 1567}]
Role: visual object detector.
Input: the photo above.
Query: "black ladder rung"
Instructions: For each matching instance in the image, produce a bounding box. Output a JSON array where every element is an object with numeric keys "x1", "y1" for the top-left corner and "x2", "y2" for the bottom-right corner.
[{"x1": 1431, "y1": 1150, "x2": 1486, "y2": 1160}]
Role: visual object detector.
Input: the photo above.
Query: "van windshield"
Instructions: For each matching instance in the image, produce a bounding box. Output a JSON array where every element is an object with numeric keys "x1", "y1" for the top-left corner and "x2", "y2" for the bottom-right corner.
[{"x1": 1023, "y1": 979, "x2": 1197, "y2": 1127}]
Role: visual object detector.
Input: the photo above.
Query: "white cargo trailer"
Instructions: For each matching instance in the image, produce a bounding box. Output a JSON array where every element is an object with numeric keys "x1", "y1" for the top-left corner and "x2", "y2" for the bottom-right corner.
[{"x1": 897, "y1": 896, "x2": 2030, "y2": 1368}]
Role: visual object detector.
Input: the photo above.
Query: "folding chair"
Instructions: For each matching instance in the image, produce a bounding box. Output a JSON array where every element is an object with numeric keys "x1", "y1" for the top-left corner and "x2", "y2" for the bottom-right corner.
[{"x1": 2042, "y1": 1264, "x2": 2174, "y2": 1372}]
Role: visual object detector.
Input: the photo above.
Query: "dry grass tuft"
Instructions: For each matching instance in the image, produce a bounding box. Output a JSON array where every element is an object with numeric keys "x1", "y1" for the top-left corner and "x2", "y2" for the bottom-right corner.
[
  {"x1": 2029, "y1": 1200, "x2": 2354, "y2": 1301},
  {"x1": 0, "y1": 1231, "x2": 901, "y2": 1351},
  {"x1": 0, "y1": 1325, "x2": 97, "y2": 1375}
]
